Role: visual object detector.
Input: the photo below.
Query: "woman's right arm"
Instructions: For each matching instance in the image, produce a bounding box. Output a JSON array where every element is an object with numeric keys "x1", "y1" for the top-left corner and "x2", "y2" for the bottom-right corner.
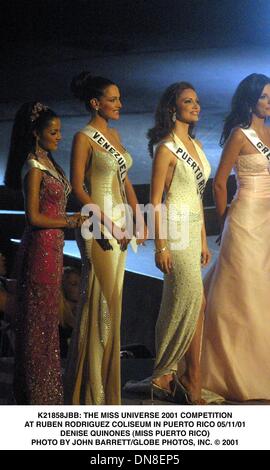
[
  {"x1": 70, "y1": 132, "x2": 93, "y2": 206},
  {"x1": 71, "y1": 132, "x2": 110, "y2": 225},
  {"x1": 26, "y1": 168, "x2": 79, "y2": 228},
  {"x1": 150, "y1": 145, "x2": 173, "y2": 274},
  {"x1": 214, "y1": 128, "x2": 244, "y2": 221}
]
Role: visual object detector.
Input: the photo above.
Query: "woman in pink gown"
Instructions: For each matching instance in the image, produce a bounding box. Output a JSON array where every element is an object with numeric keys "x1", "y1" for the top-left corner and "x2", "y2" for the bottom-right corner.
[
  {"x1": 5, "y1": 102, "x2": 81, "y2": 404},
  {"x1": 202, "y1": 73, "x2": 270, "y2": 402}
]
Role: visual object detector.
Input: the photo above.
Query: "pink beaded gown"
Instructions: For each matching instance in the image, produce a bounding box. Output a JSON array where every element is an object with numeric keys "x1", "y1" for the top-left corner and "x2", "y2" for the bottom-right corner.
[{"x1": 14, "y1": 156, "x2": 70, "y2": 405}]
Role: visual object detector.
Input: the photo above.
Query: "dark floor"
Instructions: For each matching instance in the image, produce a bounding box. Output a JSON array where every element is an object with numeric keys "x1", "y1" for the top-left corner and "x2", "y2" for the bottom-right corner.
[{"x1": 1, "y1": 356, "x2": 269, "y2": 406}]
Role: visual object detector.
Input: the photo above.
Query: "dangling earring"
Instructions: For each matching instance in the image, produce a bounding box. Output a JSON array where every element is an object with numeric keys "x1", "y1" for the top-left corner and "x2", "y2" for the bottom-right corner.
[
  {"x1": 172, "y1": 111, "x2": 176, "y2": 123},
  {"x1": 35, "y1": 138, "x2": 43, "y2": 158}
]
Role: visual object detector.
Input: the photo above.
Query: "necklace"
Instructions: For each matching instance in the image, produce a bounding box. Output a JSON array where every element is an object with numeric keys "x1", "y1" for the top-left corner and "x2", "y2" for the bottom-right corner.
[
  {"x1": 35, "y1": 147, "x2": 71, "y2": 198},
  {"x1": 35, "y1": 147, "x2": 56, "y2": 171}
]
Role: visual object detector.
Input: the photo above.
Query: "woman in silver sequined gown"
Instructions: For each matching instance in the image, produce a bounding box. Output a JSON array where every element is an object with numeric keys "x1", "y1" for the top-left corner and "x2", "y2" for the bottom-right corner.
[{"x1": 148, "y1": 82, "x2": 211, "y2": 404}]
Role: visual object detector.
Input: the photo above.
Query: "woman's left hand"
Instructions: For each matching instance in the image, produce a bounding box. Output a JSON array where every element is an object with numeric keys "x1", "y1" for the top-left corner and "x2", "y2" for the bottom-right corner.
[
  {"x1": 66, "y1": 213, "x2": 87, "y2": 228},
  {"x1": 201, "y1": 241, "x2": 211, "y2": 267}
]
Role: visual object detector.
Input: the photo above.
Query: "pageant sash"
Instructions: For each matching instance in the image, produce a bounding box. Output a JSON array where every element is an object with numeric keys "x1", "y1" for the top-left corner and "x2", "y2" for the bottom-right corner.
[
  {"x1": 22, "y1": 158, "x2": 71, "y2": 197},
  {"x1": 81, "y1": 126, "x2": 137, "y2": 252},
  {"x1": 164, "y1": 139, "x2": 206, "y2": 198},
  {"x1": 81, "y1": 125, "x2": 127, "y2": 182},
  {"x1": 240, "y1": 128, "x2": 270, "y2": 166}
]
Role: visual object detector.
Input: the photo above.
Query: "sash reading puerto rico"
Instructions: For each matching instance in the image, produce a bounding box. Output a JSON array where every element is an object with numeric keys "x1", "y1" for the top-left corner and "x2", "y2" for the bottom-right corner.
[
  {"x1": 164, "y1": 139, "x2": 206, "y2": 198},
  {"x1": 240, "y1": 128, "x2": 270, "y2": 162},
  {"x1": 81, "y1": 125, "x2": 127, "y2": 182}
]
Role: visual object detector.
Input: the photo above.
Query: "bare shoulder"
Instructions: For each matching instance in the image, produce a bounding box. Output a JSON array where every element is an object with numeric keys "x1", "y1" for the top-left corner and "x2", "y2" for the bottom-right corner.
[
  {"x1": 25, "y1": 155, "x2": 42, "y2": 175},
  {"x1": 154, "y1": 141, "x2": 174, "y2": 164},
  {"x1": 194, "y1": 138, "x2": 203, "y2": 148},
  {"x1": 73, "y1": 131, "x2": 91, "y2": 144},
  {"x1": 228, "y1": 127, "x2": 246, "y2": 144},
  {"x1": 72, "y1": 131, "x2": 92, "y2": 154}
]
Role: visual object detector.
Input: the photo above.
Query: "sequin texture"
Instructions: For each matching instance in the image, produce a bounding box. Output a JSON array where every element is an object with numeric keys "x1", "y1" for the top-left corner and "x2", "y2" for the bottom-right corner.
[
  {"x1": 64, "y1": 131, "x2": 132, "y2": 405},
  {"x1": 153, "y1": 137, "x2": 211, "y2": 379},
  {"x1": 14, "y1": 163, "x2": 68, "y2": 404}
]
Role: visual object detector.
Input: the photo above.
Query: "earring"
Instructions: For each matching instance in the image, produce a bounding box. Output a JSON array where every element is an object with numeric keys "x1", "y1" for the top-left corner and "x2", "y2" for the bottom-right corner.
[
  {"x1": 95, "y1": 107, "x2": 99, "y2": 111},
  {"x1": 172, "y1": 111, "x2": 176, "y2": 123}
]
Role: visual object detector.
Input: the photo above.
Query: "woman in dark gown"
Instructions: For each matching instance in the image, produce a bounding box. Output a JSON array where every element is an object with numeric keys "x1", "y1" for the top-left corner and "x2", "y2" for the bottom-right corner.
[{"x1": 5, "y1": 102, "x2": 81, "y2": 404}]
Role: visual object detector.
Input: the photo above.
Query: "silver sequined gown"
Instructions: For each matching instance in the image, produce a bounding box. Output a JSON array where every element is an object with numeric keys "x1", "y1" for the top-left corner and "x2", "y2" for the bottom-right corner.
[{"x1": 153, "y1": 135, "x2": 211, "y2": 379}]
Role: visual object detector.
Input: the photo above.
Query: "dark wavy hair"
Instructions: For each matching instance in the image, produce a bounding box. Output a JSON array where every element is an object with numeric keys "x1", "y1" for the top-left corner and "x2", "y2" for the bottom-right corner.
[
  {"x1": 147, "y1": 82, "x2": 196, "y2": 158},
  {"x1": 5, "y1": 102, "x2": 63, "y2": 190},
  {"x1": 220, "y1": 73, "x2": 270, "y2": 146},
  {"x1": 70, "y1": 71, "x2": 115, "y2": 111}
]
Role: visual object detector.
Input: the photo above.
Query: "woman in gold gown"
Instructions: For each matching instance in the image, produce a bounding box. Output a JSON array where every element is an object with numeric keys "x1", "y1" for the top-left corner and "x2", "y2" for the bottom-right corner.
[
  {"x1": 64, "y1": 72, "x2": 146, "y2": 405},
  {"x1": 148, "y1": 82, "x2": 211, "y2": 404}
]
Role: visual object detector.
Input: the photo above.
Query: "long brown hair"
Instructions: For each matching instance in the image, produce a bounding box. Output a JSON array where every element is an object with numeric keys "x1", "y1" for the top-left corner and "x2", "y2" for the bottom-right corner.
[
  {"x1": 147, "y1": 82, "x2": 196, "y2": 158},
  {"x1": 220, "y1": 73, "x2": 270, "y2": 146},
  {"x1": 5, "y1": 102, "x2": 64, "y2": 190}
]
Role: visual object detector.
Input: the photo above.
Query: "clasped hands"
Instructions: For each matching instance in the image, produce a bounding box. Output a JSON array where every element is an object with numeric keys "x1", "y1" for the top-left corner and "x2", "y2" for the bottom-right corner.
[{"x1": 112, "y1": 223, "x2": 148, "y2": 251}]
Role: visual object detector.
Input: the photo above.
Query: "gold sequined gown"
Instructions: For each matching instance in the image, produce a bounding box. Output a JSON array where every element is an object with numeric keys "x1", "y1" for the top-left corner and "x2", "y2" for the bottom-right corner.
[
  {"x1": 64, "y1": 126, "x2": 132, "y2": 405},
  {"x1": 153, "y1": 135, "x2": 211, "y2": 379}
]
